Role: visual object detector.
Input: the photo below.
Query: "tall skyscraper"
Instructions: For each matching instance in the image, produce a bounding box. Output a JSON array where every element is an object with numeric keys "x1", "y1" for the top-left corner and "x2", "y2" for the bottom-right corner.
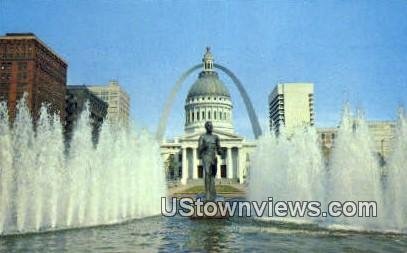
[
  {"x1": 0, "y1": 33, "x2": 67, "y2": 120},
  {"x1": 268, "y1": 83, "x2": 314, "y2": 134},
  {"x1": 87, "y1": 80, "x2": 130, "y2": 126}
]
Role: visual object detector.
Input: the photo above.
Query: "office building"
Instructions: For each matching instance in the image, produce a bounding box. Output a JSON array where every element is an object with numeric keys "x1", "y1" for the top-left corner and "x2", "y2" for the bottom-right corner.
[
  {"x1": 0, "y1": 33, "x2": 67, "y2": 121},
  {"x1": 87, "y1": 80, "x2": 130, "y2": 126},
  {"x1": 269, "y1": 83, "x2": 314, "y2": 134}
]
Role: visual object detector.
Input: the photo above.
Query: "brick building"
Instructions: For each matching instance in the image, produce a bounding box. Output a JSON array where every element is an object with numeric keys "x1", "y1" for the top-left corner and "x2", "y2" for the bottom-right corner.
[{"x1": 0, "y1": 33, "x2": 67, "y2": 121}]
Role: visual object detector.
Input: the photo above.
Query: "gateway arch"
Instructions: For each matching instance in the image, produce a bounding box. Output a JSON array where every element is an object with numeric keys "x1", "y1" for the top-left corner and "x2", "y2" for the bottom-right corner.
[{"x1": 156, "y1": 63, "x2": 262, "y2": 141}]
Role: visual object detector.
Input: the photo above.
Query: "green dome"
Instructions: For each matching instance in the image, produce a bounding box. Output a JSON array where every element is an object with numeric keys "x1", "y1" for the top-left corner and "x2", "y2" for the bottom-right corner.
[{"x1": 187, "y1": 71, "x2": 230, "y2": 98}]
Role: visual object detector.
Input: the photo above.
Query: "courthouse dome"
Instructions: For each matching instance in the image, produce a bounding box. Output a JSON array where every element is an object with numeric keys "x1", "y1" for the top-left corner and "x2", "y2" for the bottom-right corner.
[
  {"x1": 184, "y1": 47, "x2": 234, "y2": 134},
  {"x1": 187, "y1": 71, "x2": 230, "y2": 98}
]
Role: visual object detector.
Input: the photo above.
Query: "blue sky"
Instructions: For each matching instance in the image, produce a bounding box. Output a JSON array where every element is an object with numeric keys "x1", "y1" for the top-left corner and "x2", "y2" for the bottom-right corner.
[{"x1": 1, "y1": 0, "x2": 407, "y2": 138}]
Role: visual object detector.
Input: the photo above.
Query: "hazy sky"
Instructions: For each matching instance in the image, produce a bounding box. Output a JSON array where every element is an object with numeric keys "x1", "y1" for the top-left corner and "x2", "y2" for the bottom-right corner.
[{"x1": 1, "y1": 0, "x2": 407, "y2": 138}]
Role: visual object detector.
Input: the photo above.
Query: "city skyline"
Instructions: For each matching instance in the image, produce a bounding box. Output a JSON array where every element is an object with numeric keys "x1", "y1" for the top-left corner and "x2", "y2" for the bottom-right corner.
[{"x1": 1, "y1": 1, "x2": 407, "y2": 138}]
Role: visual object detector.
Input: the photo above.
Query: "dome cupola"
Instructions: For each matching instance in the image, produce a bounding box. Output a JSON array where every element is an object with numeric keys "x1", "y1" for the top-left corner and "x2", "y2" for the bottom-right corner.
[
  {"x1": 203, "y1": 46, "x2": 214, "y2": 71},
  {"x1": 185, "y1": 48, "x2": 234, "y2": 134}
]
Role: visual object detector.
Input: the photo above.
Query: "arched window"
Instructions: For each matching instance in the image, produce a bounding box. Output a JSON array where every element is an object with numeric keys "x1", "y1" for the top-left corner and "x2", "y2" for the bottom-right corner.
[
  {"x1": 202, "y1": 111, "x2": 205, "y2": 120},
  {"x1": 208, "y1": 111, "x2": 211, "y2": 120},
  {"x1": 220, "y1": 111, "x2": 222, "y2": 120},
  {"x1": 192, "y1": 112, "x2": 194, "y2": 122},
  {"x1": 224, "y1": 112, "x2": 227, "y2": 120},
  {"x1": 214, "y1": 110, "x2": 217, "y2": 120},
  {"x1": 197, "y1": 111, "x2": 200, "y2": 121}
]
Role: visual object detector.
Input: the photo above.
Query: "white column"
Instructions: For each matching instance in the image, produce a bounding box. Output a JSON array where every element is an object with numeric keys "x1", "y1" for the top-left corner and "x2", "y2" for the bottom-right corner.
[
  {"x1": 227, "y1": 148, "x2": 233, "y2": 179},
  {"x1": 181, "y1": 148, "x2": 187, "y2": 185},
  {"x1": 216, "y1": 154, "x2": 221, "y2": 179},
  {"x1": 192, "y1": 148, "x2": 198, "y2": 179},
  {"x1": 239, "y1": 149, "x2": 245, "y2": 184}
]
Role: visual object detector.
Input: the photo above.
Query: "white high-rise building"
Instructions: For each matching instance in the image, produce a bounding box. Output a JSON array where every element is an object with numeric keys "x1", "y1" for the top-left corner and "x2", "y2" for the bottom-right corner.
[{"x1": 268, "y1": 83, "x2": 314, "y2": 134}]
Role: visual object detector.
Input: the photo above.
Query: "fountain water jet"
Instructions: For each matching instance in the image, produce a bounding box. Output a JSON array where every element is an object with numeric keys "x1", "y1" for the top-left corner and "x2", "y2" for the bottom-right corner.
[
  {"x1": 0, "y1": 102, "x2": 13, "y2": 234},
  {"x1": 0, "y1": 98, "x2": 166, "y2": 235},
  {"x1": 248, "y1": 125, "x2": 324, "y2": 223},
  {"x1": 386, "y1": 109, "x2": 407, "y2": 231},
  {"x1": 327, "y1": 105, "x2": 384, "y2": 230},
  {"x1": 249, "y1": 104, "x2": 407, "y2": 233}
]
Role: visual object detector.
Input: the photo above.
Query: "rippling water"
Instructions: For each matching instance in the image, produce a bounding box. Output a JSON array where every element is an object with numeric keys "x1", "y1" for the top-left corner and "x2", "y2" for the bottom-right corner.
[{"x1": 1, "y1": 215, "x2": 406, "y2": 252}]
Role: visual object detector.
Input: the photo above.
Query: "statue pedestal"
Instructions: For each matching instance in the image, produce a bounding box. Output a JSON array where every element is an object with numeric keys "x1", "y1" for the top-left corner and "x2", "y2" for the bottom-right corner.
[{"x1": 190, "y1": 194, "x2": 230, "y2": 219}]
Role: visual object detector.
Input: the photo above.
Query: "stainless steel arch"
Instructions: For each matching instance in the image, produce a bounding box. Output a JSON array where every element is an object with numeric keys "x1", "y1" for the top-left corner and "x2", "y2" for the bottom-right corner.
[
  {"x1": 214, "y1": 63, "x2": 262, "y2": 138},
  {"x1": 156, "y1": 64, "x2": 202, "y2": 141},
  {"x1": 156, "y1": 63, "x2": 262, "y2": 141}
]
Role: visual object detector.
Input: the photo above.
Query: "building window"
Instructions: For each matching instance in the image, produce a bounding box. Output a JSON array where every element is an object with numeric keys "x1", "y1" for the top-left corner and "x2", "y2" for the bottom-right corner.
[
  {"x1": 0, "y1": 73, "x2": 10, "y2": 81},
  {"x1": 17, "y1": 72, "x2": 27, "y2": 81},
  {"x1": 192, "y1": 112, "x2": 194, "y2": 122},
  {"x1": 224, "y1": 112, "x2": 227, "y2": 120},
  {"x1": 202, "y1": 111, "x2": 205, "y2": 120},
  {"x1": 197, "y1": 111, "x2": 200, "y2": 121},
  {"x1": 1, "y1": 63, "x2": 10, "y2": 71},
  {"x1": 17, "y1": 83, "x2": 27, "y2": 91},
  {"x1": 214, "y1": 111, "x2": 217, "y2": 120},
  {"x1": 208, "y1": 111, "x2": 211, "y2": 120},
  {"x1": 18, "y1": 62, "x2": 27, "y2": 71}
]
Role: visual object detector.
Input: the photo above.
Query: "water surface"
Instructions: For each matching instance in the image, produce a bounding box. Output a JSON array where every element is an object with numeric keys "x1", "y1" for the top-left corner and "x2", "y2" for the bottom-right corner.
[{"x1": 1, "y1": 215, "x2": 406, "y2": 252}]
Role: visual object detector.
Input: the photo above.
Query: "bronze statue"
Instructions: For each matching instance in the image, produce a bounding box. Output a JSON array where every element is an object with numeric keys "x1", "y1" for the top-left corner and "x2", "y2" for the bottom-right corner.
[{"x1": 198, "y1": 121, "x2": 224, "y2": 201}]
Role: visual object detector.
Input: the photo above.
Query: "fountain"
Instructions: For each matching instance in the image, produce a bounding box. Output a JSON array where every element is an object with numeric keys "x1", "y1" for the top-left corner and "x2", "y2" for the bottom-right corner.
[
  {"x1": 248, "y1": 124, "x2": 324, "y2": 223},
  {"x1": 249, "y1": 104, "x2": 407, "y2": 233},
  {"x1": 326, "y1": 106, "x2": 384, "y2": 231},
  {"x1": 386, "y1": 109, "x2": 407, "y2": 231},
  {"x1": 0, "y1": 97, "x2": 166, "y2": 235}
]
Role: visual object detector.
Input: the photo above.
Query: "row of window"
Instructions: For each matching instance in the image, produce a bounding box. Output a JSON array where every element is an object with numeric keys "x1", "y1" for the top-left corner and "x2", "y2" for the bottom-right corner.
[
  {"x1": 186, "y1": 110, "x2": 230, "y2": 123},
  {"x1": 204, "y1": 62, "x2": 213, "y2": 70},
  {"x1": 0, "y1": 62, "x2": 29, "y2": 82},
  {"x1": 321, "y1": 133, "x2": 335, "y2": 139},
  {"x1": 0, "y1": 62, "x2": 28, "y2": 70},
  {"x1": 188, "y1": 96, "x2": 228, "y2": 103},
  {"x1": 0, "y1": 52, "x2": 34, "y2": 59}
]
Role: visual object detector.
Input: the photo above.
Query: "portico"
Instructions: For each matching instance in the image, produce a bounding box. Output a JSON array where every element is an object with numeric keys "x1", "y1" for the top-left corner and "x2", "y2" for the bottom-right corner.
[{"x1": 161, "y1": 129, "x2": 255, "y2": 185}]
